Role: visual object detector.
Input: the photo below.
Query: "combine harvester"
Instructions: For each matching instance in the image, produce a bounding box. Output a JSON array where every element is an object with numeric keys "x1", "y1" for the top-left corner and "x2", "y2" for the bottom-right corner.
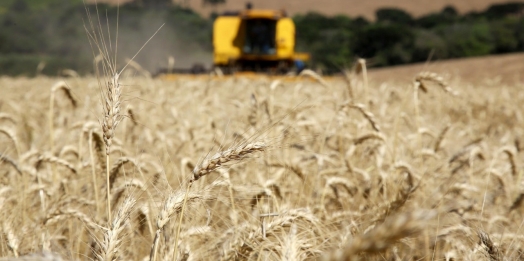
[
  {"x1": 159, "y1": 4, "x2": 310, "y2": 77},
  {"x1": 213, "y1": 4, "x2": 310, "y2": 74}
]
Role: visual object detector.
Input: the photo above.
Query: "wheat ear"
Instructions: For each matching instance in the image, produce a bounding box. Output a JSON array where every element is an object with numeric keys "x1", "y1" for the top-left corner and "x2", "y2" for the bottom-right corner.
[
  {"x1": 346, "y1": 103, "x2": 380, "y2": 132},
  {"x1": 102, "y1": 73, "x2": 123, "y2": 223},
  {"x1": 415, "y1": 72, "x2": 457, "y2": 96},
  {"x1": 190, "y1": 141, "x2": 266, "y2": 182},
  {"x1": 248, "y1": 93, "x2": 258, "y2": 127},
  {"x1": 501, "y1": 147, "x2": 517, "y2": 177},
  {"x1": 3, "y1": 222, "x2": 19, "y2": 257},
  {"x1": 0, "y1": 153, "x2": 22, "y2": 175},
  {"x1": 478, "y1": 230, "x2": 502, "y2": 261},
  {"x1": 169, "y1": 141, "x2": 266, "y2": 260},
  {"x1": 97, "y1": 197, "x2": 136, "y2": 261},
  {"x1": 48, "y1": 81, "x2": 76, "y2": 174},
  {"x1": 358, "y1": 58, "x2": 368, "y2": 103},
  {"x1": 299, "y1": 69, "x2": 329, "y2": 88},
  {"x1": 0, "y1": 112, "x2": 17, "y2": 125},
  {"x1": 149, "y1": 191, "x2": 202, "y2": 261},
  {"x1": 36, "y1": 153, "x2": 77, "y2": 175},
  {"x1": 0, "y1": 126, "x2": 20, "y2": 159}
]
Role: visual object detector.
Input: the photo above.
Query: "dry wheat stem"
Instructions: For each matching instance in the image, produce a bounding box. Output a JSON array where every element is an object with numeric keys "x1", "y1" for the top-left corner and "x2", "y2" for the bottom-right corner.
[{"x1": 88, "y1": 130, "x2": 101, "y2": 215}]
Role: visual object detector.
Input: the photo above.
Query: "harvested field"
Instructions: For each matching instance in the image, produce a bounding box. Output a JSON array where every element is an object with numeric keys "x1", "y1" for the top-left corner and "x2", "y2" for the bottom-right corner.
[
  {"x1": 369, "y1": 52, "x2": 524, "y2": 85},
  {"x1": 0, "y1": 64, "x2": 523, "y2": 260}
]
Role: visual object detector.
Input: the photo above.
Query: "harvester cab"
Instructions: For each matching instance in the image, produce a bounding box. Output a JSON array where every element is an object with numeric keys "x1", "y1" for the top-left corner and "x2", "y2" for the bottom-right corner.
[{"x1": 213, "y1": 5, "x2": 309, "y2": 74}]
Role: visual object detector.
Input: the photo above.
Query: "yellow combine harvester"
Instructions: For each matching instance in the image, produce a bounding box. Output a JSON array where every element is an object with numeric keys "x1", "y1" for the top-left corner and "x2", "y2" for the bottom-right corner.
[{"x1": 213, "y1": 6, "x2": 310, "y2": 74}]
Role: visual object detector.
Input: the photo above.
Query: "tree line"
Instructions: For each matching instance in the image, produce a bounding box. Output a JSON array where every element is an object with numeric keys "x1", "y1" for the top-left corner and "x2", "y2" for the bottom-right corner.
[
  {"x1": 295, "y1": 3, "x2": 524, "y2": 71},
  {"x1": 2, "y1": 0, "x2": 524, "y2": 75}
]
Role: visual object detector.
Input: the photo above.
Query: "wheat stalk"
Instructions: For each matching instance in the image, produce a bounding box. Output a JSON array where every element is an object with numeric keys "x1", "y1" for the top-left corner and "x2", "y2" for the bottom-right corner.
[
  {"x1": 0, "y1": 126, "x2": 20, "y2": 159},
  {"x1": 324, "y1": 210, "x2": 436, "y2": 260},
  {"x1": 108, "y1": 157, "x2": 139, "y2": 189},
  {"x1": 346, "y1": 103, "x2": 380, "y2": 132},
  {"x1": 101, "y1": 73, "x2": 123, "y2": 223},
  {"x1": 501, "y1": 146, "x2": 517, "y2": 177},
  {"x1": 0, "y1": 153, "x2": 22, "y2": 175},
  {"x1": 44, "y1": 208, "x2": 100, "y2": 232},
  {"x1": 415, "y1": 72, "x2": 458, "y2": 96},
  {"x1": 97, "y1": 196, "x2": 136, "y2": 261},
  {"x1": 353, "y1": 132, "x2": 385, "y2": 145},
  {"x1": 149, "y1": 191, "x2": 202, "y2": 261},
  {"x1": 3, "y1": 222, "x2": 19, "y2": 257},
  {"x1": 248, "y1": 93, "x2": 258, "y2": 127},
  {"x1": 299, "y1": 69, "x2": 329, "y2": 88},
  {"x1": 478, "y1": 230, "x2": 502, "y2": 261},
  {"x1": 48, "y1": 81, "x2": 77, "y2": 182},
  {"x1": 434, "y1": 124, "x2": 450, "y2": 153},
  {"x1": 0, "y1": 113, "x2": 17, "y2": 125},
  {"x1": 190, "y1": 141, "x2": 266, "y2": 182},
  {"x1": 36, "y1": 153, "x2": 77, "y2": 175},
  {"x1": 0, "y1": 251, "x2": 65, "y2": 261},
  {"x1": 358, "y1": 58, "x2": 368, "y2": 103}
]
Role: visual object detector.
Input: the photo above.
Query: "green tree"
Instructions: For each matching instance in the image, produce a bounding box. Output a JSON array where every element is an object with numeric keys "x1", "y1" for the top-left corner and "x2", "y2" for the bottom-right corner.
[
  {"x1": 412, "y1": 29, "x2": 448, "y2": 62},
  {"x1": 490, "y1": 18, "x2": 518, "y2": 53},
  {"x1": 416, "y1": 6, "x2": 458, "y2": 28},
  {"x1": 438, "y1": 22, "x2": 493, "y2": 58},
  {"x1": 354, "y1": 24, "x2": 415, "y2": 66},
  {"x1": 376, "y1": 8, "x2": 413, "y2": 25}
]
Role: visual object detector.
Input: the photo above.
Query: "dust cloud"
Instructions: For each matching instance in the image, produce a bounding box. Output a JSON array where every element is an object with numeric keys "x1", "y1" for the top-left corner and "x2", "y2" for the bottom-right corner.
[{"x1": 96, "y1": 12, "x2": 213, "y2": 75}]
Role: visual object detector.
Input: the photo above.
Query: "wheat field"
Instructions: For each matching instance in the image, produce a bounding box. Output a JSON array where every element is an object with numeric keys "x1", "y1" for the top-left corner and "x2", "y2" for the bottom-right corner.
[{"x1": 0, "y1": 66, "x2": 523, "y2": 261}]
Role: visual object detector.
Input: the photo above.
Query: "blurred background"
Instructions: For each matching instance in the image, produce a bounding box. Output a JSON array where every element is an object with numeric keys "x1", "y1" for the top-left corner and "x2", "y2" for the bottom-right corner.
[{"x1": 1, "y1": 0, "x2": 524, "y2": 76}]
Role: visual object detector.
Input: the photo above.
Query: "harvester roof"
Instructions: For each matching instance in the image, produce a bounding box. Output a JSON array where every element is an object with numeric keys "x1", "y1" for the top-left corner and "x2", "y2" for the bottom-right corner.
[{"x1": 239, "y1": 9, "x2": 287, "y2": 20}]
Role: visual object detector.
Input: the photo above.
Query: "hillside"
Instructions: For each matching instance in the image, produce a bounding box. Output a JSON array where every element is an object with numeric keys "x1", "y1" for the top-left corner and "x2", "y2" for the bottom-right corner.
[
  {"x1": 91, "y1": 0, "x2": 524, "y2": 18},
  {"x1": 368, "y1": 52, "x2": 524, "y2": 84}
]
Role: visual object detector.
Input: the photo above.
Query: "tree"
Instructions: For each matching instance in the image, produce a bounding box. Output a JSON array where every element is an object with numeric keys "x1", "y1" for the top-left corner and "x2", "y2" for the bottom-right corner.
[
  {"x1": 376, "y1": 8, "x2": 413, "y2": 25},
  {"x1": 354, "y1": 24, "x2": 415, "y2": 66}
]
